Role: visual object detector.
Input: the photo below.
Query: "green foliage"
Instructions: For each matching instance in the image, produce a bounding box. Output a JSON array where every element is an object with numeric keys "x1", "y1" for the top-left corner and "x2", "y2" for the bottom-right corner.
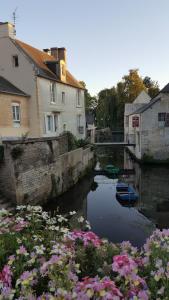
[
  {"x1": 143, "y1": 76, "x2": 160, "y2": 98},
  {"x1": 0, "y1": 145, "x2": 4, "y2": 162},
  {"x1": 96, "y1": 70, "x2": 160, "y2": 129},
  {"x1": 79, "y1": 81, "x2": 97, "y2": 111},
  {"x1": 66, "y1": 131, "x2": 89, "y2": 151},
  {"x1": 11, "y1": 146, "x2": 24, "y2": 160}
]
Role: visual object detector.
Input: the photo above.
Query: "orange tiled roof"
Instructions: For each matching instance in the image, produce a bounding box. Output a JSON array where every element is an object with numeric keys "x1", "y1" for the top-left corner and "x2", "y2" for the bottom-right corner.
[{"x1": 14, "y1": 39, "x2": 84, "y2": 90}]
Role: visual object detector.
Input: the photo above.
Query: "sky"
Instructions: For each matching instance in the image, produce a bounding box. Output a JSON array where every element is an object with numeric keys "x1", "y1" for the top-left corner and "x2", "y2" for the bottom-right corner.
[{"x1": 1, "y1": 0, "x2": 169, "y2": 95}]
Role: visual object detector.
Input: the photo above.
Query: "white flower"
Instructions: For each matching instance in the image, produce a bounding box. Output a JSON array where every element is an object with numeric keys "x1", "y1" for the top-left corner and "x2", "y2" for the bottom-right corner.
[
  {"x1": 60, "y1": 227, "x2": 69, "y2": 234},
  {"x1": 69, "y1": 211, "x2": 76, "y2": 215},
  {"x1": 16, "y1": 205, "x2": 26, "y2": 210},
  {"x1": 78, "y1": 216, "x2": 84, "y2": 223},
  {"x1": 34, "y1": 245, "x2": 46, "y2": 255}
]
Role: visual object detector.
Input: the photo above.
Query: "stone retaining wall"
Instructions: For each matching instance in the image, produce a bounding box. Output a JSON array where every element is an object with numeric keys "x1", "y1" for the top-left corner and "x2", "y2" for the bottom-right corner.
[{"x1": 0, "y1": 135, "x2": 94, "y2": 204}]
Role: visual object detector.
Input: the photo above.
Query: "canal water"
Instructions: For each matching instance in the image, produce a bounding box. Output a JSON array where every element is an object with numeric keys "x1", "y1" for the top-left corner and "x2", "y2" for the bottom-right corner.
[{"x1": 45, "y1": 147, "x2": 169, "y2": 247}]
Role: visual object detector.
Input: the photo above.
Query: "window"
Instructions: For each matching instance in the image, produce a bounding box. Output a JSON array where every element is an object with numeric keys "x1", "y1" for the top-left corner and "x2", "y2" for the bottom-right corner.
[
  {"x1": 12, "y1": 102, "x2": 20, "y2": 127},
  {"x1": 77, "y1": 114, "x2": 81, "y2": 127},
  {"x1": 158, "y1": 113, "x2": 166, "y2": 122},
  {"x1": 12, "y1": 55, "x2": 19, "y2": 67},
  {"x1": 77, "y1": 114, "x2": 84, "y2": 134},
  {"x1": 76, "y1": 89, "x2": 81, "y2": 106},
  {"x1": 50, "y1": 82, "x2": 56, "y2": 103},
  {"x1": 158, "y1": 113, "x2": 169, "y2": 127},
  {"x1": 45, "y1": 113, "x2": 59, "y2": 133},
  {"x1": 62, "y1": 92, "x2": 65, "y2": 104},
  {"x1": 47, "y1": 115, "x2": 53, "y2": 132}
]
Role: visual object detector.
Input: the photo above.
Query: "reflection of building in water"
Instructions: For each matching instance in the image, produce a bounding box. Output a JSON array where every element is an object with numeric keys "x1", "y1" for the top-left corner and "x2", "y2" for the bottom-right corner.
[
  {"x1": 43, "y1": 176, "x2": 94, "y2": 221},
  {"x1": 124, "y1": 150, "x2": 169, "y2": 228}
]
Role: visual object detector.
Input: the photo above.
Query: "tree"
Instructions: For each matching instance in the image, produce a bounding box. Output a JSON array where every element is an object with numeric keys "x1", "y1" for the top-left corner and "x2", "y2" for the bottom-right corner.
[
  {"x1": 122, "y1": 69, "x2": 146, "y2": 103},
  {"x1": 143, "y1": 76, "x2": 160, "y2": 98},
  {"x1": 95, "y1": 70, "x2": 160, "y2": 129},
  {"x1": 79, "y1": 81, "x2": 97, "y2": 111}
]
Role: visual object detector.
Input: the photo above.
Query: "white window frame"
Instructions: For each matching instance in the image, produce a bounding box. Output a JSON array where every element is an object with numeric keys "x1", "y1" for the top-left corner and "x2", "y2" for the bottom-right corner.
[
  {"x1": 45, "y1": 113, "x2": 59, "y2": 134},
  {"x1": 76, "y1": 89, "x2": 81, "y2": 107},
  {"x1": 50, "y1": 82, "x2": 56, "y2": 104},
  {"x1": 12, "y1": 102, "x2": 21, "y2": 128}
]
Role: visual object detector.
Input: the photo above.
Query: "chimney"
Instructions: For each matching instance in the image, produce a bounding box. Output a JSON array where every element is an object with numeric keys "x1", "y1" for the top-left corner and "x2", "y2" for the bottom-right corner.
[
  {"x1": 0, "y1": 22, "x2": 16, "y2": 39},
  {"x1": 50, "y1": 47, "x2": 59, "y2": 60}
]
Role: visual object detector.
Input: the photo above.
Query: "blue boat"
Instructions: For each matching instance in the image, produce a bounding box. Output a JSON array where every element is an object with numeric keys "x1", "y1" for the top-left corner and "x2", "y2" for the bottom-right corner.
[{"x1": 116, "y1": 183, "x2": 138, "y2": 202}]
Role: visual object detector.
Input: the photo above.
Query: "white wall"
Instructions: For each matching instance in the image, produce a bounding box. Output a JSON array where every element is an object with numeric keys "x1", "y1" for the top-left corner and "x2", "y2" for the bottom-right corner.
[
  {"x1": 37, "y1": 77, "x2": 86, "y2": 139},
  {"x1": 0, "y1": 37, "x2": 40, "y2": 137},
  {"x1": 141, "y1": 94, "x2": 169, "y2": 159}
]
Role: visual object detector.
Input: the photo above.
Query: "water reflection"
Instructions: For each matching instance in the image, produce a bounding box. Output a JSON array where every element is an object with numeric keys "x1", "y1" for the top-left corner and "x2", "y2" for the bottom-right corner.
[
  {"x1": 45, "y1": 147, "x2": 169, "y2": 247},
  {"x1": 124, "y1": 150, "x2": 169, "y2": 229}
]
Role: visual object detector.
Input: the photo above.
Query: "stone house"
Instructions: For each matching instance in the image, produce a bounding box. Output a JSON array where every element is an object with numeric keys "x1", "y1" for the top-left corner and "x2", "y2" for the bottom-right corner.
[
  {"x1": 0, "y1": 22, "x2": 86, "y2": 140},
  {"x1": 0, "y1": 76, "x2": 29, "y2": 140},
  {"x1": 124, "y1": 90, "x2": 151, "y2": 144},
  {"x1": 125, "y1": 84, "x2": 169, "y2": 160}
]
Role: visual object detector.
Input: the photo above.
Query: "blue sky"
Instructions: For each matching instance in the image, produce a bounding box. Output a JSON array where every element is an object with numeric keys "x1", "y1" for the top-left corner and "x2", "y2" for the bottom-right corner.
[{"x1": 1, "y1": 0, "x2": 169, "y2": 95}]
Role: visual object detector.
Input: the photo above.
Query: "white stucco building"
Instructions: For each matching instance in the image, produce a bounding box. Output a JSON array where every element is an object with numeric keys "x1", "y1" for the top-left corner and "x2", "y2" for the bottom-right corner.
[
  {"x1": 125, "y1": 85, "x2": 169, "y2": 160},
  {"x1": 0, "y1": 22, "x2": 86, "y2": 139}
]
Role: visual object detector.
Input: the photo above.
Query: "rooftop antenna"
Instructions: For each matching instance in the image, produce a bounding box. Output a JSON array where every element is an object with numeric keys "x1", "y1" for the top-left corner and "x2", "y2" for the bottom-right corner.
[{"x1": 12, "y1": 7, "x2": 18, "y2": 35}]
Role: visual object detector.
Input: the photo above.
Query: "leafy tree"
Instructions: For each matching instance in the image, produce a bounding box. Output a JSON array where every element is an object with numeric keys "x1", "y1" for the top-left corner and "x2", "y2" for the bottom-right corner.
[
  {"x1": 95, "y1": 70, "x2": 159, "y2": 129},
  {"x1": 79, "y1": 81, "x2": 97, "y2": 111},
  {"x1": 143, "y1": 76, "x2": 160, "y2": 98},
  {"x1": 122, "y1": 69, "x2": 146, "y2": 103}
]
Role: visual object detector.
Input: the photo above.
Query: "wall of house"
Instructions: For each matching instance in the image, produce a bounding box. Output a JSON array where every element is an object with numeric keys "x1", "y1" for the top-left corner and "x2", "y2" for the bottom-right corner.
[
  {"x1": 0, "y1": 93, "x2": 29, "y2": 139},
  {"x1": 37, "y1": 77, "x2": 86, "y2": 139},
  {"x1": 0, "y1": 135, "x2": 94, "y2": 204},
  {"x1": 128, "y1": 93, "x2": 169, "y2": 160},
  {"x1": 141, "y1": 94, "x2": 169, "y2": 160},
  {"x1": 0, "y1": 37, "x2": 40, "y2": 137}
]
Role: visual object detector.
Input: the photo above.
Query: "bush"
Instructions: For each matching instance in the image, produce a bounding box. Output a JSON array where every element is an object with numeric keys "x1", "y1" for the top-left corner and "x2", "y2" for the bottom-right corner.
[
  {"x1": 66, "y1": 131, "x2": 89, "y2": 151},
  {"x1": 0, "y1": 207, "x2": 168, "y2": 299}
]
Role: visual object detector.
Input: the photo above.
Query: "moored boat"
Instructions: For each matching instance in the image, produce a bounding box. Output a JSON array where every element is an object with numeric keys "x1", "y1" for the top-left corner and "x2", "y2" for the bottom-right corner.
[
  {"x1": 116, "y1": 183, "x2": 138, "y2": 201},
  {"x1": 104, "y1": 164, "x2": 120, "y2": 175}
]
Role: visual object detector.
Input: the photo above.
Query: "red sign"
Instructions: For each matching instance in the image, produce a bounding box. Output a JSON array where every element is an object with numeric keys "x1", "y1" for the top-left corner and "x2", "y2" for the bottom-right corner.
[{"x1": 132, "y1": 116, "x2": 139, "y2": 128}]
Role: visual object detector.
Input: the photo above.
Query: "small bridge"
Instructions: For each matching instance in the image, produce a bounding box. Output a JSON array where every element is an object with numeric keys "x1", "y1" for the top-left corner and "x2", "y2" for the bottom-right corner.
[
  {"x1": 94, "y1": 142, "x2": 135, "y2": 147},
  {"x1": 93, "y1": 169, "x2": 135, "y2": 176}
]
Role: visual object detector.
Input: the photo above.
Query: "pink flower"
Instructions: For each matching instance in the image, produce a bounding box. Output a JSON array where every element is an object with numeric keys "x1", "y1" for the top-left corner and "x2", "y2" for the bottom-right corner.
[
  {"x1": 112, "y1": 254, "x2": 137, "y2": 276},
  {"x1": 0, "y1": 265, "x2": 12, "y2": 287},
  {"x1": 17, "y1": 245, "x2": 28, "y2": 255},
  {"x1": 68, "y1": 230, "x2": 102, "y2": 247}
]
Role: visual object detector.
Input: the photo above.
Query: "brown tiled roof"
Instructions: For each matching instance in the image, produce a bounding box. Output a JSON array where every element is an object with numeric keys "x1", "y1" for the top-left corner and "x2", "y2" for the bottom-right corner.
[{"x1": 13, "y1": 39, "x2": 84, "y2": 89}]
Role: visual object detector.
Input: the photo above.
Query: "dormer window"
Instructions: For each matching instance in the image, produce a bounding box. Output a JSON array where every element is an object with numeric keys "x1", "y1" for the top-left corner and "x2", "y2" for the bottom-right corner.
[
  {"x1": 12, "y1": 55, "x2": 19, "y2": 67},
  {"x1": 50, "y1": 82, "x2": 56, "y2": 103}
]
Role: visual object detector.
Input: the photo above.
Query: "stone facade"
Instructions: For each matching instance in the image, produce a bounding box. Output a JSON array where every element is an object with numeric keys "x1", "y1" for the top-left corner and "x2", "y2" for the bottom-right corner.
[
  {"x1": 0, "y1": 134, "x2": 94, "y2": 205},
  {"x1": 125, "y1": 89, "x2": 169, "y2": 161}
]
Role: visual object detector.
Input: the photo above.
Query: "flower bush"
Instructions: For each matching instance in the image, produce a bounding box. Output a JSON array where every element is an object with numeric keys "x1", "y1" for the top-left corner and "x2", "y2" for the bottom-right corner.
[{"x1": 0, "y1": 206, "x2": 168, "y2": 299}]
